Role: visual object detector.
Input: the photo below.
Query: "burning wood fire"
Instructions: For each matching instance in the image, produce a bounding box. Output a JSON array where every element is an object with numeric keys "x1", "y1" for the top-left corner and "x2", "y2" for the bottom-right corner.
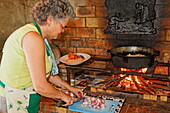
[{"x1": 89, "y1": 67, "x2": 170, "y2": 96}]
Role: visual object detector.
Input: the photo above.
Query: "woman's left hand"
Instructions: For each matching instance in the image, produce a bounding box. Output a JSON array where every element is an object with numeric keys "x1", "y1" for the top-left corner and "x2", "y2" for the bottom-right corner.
[{"x1": 69, "y1": 87, "x2": 84, "y2": 100}]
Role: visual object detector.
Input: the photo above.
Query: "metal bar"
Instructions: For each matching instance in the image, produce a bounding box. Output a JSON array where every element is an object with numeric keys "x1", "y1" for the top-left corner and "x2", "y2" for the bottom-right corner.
[
  {"x1": 92, "y1": 56, "x2": 112, "y2": 61},
  {"x1": 146, "y1": 61, "x2": 158, "y2": 74},
  {"x1": 65, "y1": 66, "x2": 170, "y2": 79},
  {"x1": 64, "y1": 66, "x2": 113, "y2": 73},
  {"x1": 158, "y1": 62, "x2": 170, "y2": 67},
  {"x1": 66, "y1": 67, "x2": 71, "y2": 84}
]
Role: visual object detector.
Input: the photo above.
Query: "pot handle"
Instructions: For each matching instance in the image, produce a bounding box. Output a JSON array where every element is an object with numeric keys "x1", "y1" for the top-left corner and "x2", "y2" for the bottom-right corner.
[
  {"x1": 154, "y1": 50, "x2": 160, "y2": 56},
  {"x1": 107, "y1": 49, "x2": 111, "y2": 53}
]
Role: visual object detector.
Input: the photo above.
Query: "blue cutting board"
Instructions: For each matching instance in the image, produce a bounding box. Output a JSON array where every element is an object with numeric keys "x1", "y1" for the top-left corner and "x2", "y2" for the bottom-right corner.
[{"x1": 68, "y1": 98, "x2": 123, "y2": 113}]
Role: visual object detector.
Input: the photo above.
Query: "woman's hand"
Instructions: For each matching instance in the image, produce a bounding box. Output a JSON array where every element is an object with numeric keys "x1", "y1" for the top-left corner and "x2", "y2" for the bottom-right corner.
[
  {"x1": 60, "y1": 92, "x2": 74, "y2": 106},
  {"x1": 69, "y1": 87, "x2": 84, "y2": 100}
]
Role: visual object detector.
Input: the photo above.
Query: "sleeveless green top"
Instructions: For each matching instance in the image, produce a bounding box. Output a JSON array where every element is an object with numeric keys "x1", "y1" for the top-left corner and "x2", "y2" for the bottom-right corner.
[{"x1": 0, "y1": 24, "x2": 51, "y2": 96}]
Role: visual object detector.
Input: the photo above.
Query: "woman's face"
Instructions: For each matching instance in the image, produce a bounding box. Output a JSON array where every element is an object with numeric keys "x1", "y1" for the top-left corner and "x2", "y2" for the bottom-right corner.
[{"x1": 46, "y1": 18, "x2": 68, "y2": 39}]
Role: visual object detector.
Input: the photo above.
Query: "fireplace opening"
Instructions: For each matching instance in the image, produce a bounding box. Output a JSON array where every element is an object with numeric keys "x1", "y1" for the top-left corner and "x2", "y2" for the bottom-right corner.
[
  {"x1": 64, "y1": 49, "x2": 170, "y2": 97},
  {"x1": 88, "y1": 67, "x2": 170, "y2": 96}
]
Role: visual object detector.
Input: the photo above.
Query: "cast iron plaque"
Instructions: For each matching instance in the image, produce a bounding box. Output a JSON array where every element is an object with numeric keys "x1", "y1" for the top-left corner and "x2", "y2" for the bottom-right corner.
[{"x1": 104, "y1": 0, "x2": 157, "y2": 34}]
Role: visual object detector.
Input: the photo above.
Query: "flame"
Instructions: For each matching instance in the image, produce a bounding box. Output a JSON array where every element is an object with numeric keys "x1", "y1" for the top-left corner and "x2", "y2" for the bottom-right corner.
[
  {"x1": 120, "y1": 67, "x2": 147, "y2": 73},
  {"x1": 134, "y1": 76, "x2": 140, "y2": 84},
  {"x1": 119, "y1": 67, "x2": 148, "y2": 85},
  {"x1": 140, "y1": 68, "x2": 147, "y2": 73}
]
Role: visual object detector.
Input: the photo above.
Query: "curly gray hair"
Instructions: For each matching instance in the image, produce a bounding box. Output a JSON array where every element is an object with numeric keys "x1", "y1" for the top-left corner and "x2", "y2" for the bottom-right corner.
[{"x1": 32, "y1": 0, "x2": 75, "y2": 25}]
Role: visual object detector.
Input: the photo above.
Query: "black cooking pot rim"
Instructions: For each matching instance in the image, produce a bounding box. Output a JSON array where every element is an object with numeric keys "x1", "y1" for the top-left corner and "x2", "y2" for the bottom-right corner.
[{"x1": 108, "y1": 46, "x2": 159, "y2": 56}]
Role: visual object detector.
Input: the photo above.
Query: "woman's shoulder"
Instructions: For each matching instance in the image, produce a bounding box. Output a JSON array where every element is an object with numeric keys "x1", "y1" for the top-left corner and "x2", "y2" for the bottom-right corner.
[
  {"x1": 9, "y1": 24, "x2": 38, "y2": 38},
  {"x1": 20, "y1": 24, "x2": 38, "y2": 33},
  {"x1": 22, "y1": 29, "x2": 44, "y2": 47},
  {"x1": 24, "y1": 31, "x2": 43, "y2": 41}
]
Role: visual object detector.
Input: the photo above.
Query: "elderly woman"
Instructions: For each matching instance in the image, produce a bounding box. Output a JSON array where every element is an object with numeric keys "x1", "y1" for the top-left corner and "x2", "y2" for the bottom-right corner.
[{"x1": 0, "y1": 0, "x2": 83, "y2": 113}]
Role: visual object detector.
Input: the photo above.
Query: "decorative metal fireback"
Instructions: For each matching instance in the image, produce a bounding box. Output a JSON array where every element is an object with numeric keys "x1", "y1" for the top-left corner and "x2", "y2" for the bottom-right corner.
[{"x1": 104, "y1": 0, "x2": 157, "y2": 35}]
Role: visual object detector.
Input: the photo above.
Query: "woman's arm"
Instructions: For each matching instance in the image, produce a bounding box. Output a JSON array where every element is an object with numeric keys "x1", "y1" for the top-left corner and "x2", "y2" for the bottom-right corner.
[
  {"x1": 22, "y1": 32, "x2": 74, "y2": 106},
  {"x1": 48, "y1": 75, "x2": 84, "y2": 99},
  {"x1": 48, "y1": 75, "x2": 71, "y2": 89}
]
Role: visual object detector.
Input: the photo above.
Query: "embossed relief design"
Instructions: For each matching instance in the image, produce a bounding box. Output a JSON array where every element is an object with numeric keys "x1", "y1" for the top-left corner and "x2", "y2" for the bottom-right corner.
[{"x1": 104, "y1": 0, "x2": 157, "y2": 34}]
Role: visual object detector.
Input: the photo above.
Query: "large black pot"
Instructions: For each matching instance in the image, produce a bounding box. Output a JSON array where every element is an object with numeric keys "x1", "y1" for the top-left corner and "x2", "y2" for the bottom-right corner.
[{"x1": 108, "y1": 46, "x2": 160, "y2": 69}]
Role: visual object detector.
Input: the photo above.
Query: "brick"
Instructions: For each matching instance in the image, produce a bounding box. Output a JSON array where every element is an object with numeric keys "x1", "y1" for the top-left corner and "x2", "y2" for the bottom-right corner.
[
  {"x1": 96, "y1": 49, "x2": 108, "y2": 56},
  {"x1": 55, "y1": 107, "x2": 67, "y2": 113},
  {"x1": 94, "y1": 39, "x2": 105, "y2": 49},
  {"x1": 86, "y1": 18, "x2": 107, "y2": 27},
  {"x1": 96, "y1": 6, "x2": 108, "y2": 17},
  {"x1": 52, "y1": 38, "x2": 67, "y2": 47},
  {"x1": 150, "y1": 95, "x2": 157, "y2": 101},
  {"x1": 154, "y1": 65, "x2": 168, "y2": 75},
  {"x1": 44, "y1": 105, "x2": 57, "y2": 111},
  {"x1": 97, "y1": 88, "x2": 104, "y2": 92},
  {"x1": 165, "y1": 30, "x2": 170, "y2": 41},
  {"x1": 95, "y1": 61, "x2": 107, "y2": 68},
  {"x1": 126, "y1": 104, "x2": 140, "y2": 113},
  {"x1": 86, "y1": 39, "x2": 105, "y2": 48},
  {"x1": 96, "y1": 28, "x2": 112, "y2": 38},
  {"x1": 163, "y1": 53, "x2": 170, "y2": 63},
  {"x1": 63, "y1": 28, "x2": 76, "y2": 37},
  {"x1": 76, "y1": 7, "x2": 95, "y2": 17},
  {"x1": 120, "y1": 103, "x2": 129, "y2": 113},
  {"x1": 91, "y1": 87, "x2": 97, "y2": 92},
  {"x1": 67, "y1": 38, "x2": 85, "y2": 47},
  {"x1": 106, "y1": 89, "x2": 113, "y2": 94},
  {"x1": 69, "y1": 0, "x2": 86, "y2": 6},
  {"x1": 143, "y1": 94, "x2": 150, "y2": 100},
  {"x1": 154, "y1": 42, "x2": 170, "y2": 53},
  {"x1": 87, "y1": 60, "x2": 107, "y2": 68},
  {"x1": 141, "y1": 107, "x2": 153, "y2": 113},
  {"x1": 155, "y1": 5, "x2": 169, "y2": 18},
  {"x1": 152, "y1": 30, "x2": 166, "y2": 41},
  {"x1": 59, "y1": 47, "x2": 74, "y2": 54},
  {"x1": 77, "y1": 47, "x2": 95, "y2": 55},
  {"x1": 86, "y1": 0, "x2": 105, "y2": 6},
  {"x1": 85, "y1": 39, "x2": 97, "y2": 48},
  {"x1": 67, "y1": 18, "x2": 85, "y2": 27},
  {"x1": 160, "y1": 95, "x2": 168, "y2": 101},
  {"x1": 155, "y1": 18, "x2": 170, "y2": 29},
  {"x1": 76, "y1": 28, "x2": 95, "y2": 38},
  {"x1": 96, "y1": 28, "x2": 106, "y2": 38},
  {"x1": 105, "y1": 39, "x2": 115, "y2": 50}
]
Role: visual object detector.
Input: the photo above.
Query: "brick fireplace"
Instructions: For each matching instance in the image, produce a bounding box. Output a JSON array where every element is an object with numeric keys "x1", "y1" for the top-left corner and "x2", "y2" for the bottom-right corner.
[
  {"x1": 52, "y1": 0, "x2": 170, "y2": 69},
  {"x1": 51, "y1": 1, "x2": 170, "y2": 81},
  {"x1": 53, "y1": 0, "x2": 170, "y2": 103},
  {"x1": 43, "y1": 0, "x2": 170, "y2": 112},
  {"x1": 1, "y1": 0, "x2": 170, "y2": 112}
]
